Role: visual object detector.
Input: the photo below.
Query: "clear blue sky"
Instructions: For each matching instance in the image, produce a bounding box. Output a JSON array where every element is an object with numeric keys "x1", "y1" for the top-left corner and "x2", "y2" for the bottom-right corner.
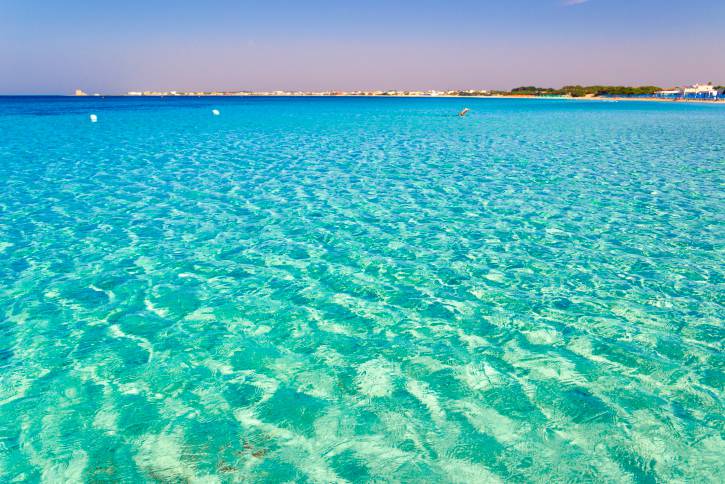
[{"x1": 1, "y1": 0, "x2": 723, "y2": 94}]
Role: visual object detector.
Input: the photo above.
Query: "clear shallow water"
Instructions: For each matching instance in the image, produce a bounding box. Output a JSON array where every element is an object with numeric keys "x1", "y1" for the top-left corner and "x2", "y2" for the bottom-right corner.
[{"x1": 0, "y1": 96, "x2": 723, "y2": 482}]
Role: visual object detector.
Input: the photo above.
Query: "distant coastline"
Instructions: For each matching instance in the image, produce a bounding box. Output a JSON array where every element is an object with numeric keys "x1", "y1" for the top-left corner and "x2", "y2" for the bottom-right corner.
[
  {"x1": 63, "y1": 94, "x2": 723, "y2": 104},
  {"x1": 70, "y1": 84, "x2": 724, "y2": 102}
]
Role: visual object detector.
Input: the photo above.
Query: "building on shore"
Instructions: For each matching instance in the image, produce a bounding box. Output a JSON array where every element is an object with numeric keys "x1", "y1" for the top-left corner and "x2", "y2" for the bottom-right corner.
[
  {"x1": 655, "y1": 88, "x2": 683, "y2": 99},
  {"x1": 683, "y1": 83, "x2": 719, "y2": 99},
  {"x1": 656, "y1": 83, "x2": 721, "y2": 100}
]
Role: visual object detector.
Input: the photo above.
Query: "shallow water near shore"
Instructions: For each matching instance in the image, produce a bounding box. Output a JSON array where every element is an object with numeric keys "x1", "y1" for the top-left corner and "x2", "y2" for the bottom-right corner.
[{"x1": 0, "y1": 97, "x2": 723, "y2": 482}]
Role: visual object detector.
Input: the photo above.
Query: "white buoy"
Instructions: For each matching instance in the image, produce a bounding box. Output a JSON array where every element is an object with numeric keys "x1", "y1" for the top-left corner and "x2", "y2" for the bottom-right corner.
[
  {"x1": 212, "y1": 109, "x2": 220, "y2": 116},
  {"x1": 90, "y1": 114, "x2": 98, "y2": 123}
]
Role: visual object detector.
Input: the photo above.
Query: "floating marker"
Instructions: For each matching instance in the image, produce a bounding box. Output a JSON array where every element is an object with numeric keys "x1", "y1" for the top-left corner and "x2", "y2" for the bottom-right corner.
[
  {"x1": 212, "y1": 109, "x2": 220, "y2": 116},
  {"x1": 89, "y1": 114, "x2": 98, "y2": 123}
]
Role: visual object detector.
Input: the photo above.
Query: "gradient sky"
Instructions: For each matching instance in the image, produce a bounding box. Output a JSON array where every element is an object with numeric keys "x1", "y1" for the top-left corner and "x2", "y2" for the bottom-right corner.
[{"x1": 1, "y1": 0, "x2": 724, "y2": 94}]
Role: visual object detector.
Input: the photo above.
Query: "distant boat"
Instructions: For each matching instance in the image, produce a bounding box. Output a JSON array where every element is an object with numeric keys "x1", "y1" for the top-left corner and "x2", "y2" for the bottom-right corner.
[
  {"x1": 212, "y1": 109, "x2": 220, "y2": 116},
  {"x1": 89, "y1": 114, "x2": 98, "y2": 123},
  {"x1": 459, "y1": 108, "x2": 470, "y2": 117}
]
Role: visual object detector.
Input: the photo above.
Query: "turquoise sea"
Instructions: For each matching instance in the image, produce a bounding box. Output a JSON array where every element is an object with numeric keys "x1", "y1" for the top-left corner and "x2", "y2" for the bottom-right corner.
[{"x1": 0, "y1": 96, "x2": 723, "y2": 482}]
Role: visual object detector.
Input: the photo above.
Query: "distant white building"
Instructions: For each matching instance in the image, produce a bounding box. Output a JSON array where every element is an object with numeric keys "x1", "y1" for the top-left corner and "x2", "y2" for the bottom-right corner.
[
  {"x1": 656, "y1": 83, "x2": 721, "y2": 100},
  {"x1": 655, "y1": 88, "x2": 683, "y2": 98},
  {"x1": 682, "y1": 83, "x2": 719, "y2": 99}
]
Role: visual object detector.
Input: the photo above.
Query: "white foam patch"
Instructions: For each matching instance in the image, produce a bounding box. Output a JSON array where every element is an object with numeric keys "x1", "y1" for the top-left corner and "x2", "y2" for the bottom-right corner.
[
  {"x1": 485, "y1": 271, "x2": 505, "y2": 282},
  {"x1": 0, "y1": 368, "x2": 50, "y2": 407},
  {"x1": 267, "y1": 355, "x2": 305, "y2": 383},
  {"x1": 192, "y1": 386, "x2": 231, "y2": 414},
  {"x1": 296, "y1": 371, "x2": 336, "y2": 399},
  {"x1": 567, "y1": 335, "x2": 648, "y2": 387},
  {"x1": 308, "y1": 410, "x2": 420, "y2": 480},
  {"x1": 456, "y1": 400, "x2": 525, "y2": 446},
  {"x1": 159, "y1": 397, "x2": 197, "y2": 420},
  {"x1": 378, "y1": 409, "x2": 426, "y2": 452},
  {"x1": 93, "y1": 403, "x2": 119, "y2": 434},
  {"x1": 185, "y1": 307, "x2": 215, "y2": 322},
  {"x1": 346, "y1": 436, "x2": 417, "y2": 477},
  {"x1": 439, "y1": 458, "x2": 502, "y2": 483},
  {"x1": 109, "y1": 324, "x2": 154, "y2": 362},
  {"x1": 441, "y1": 298, "x2": 471, "y2": 316},
  {"x1": 313, "y1": 346, "x2": 346, "y2": 367},
  {"x1": 407, "y1": 355, "x2": 449, "y2": 373},
  {"x1": 178, "y1": 272, "x2": 201, "y2": 279},
  {"x1": 553, "y1": 427, "x2": 631, "y2": 480},
  {"x1": 524, "y1": 327, "x2": 561, "y2": 345},
  {"x1": 628, "y1": 409, "x2": 680, "y2": 479},
  {"x1": 355, "y1": 358, "x2": 396, "y2": 398},
  {"x1": 135, "y1": 431, "x2": 220, "y2": 483},
  {"x1": 250, "y1": 374, "x2": 280, "y2": 405},
  {"x1": 252, "y1": 325, "x2": 272, "y2": 336},
  {"x1": 144, "y1": 298, "x2": 168, "y2": 318},
  {"x1": 317, "y1": 320, "x2": 356, "y2": 337},
  {"x1": 504, "y1": 341, "x2": 587, "y2": 387},
  {"x1": 457, "y1": 330, "x2": 488, "y2": 350},
  {"x1": 406, "y1": 379, "x2": 446, "y2": 424},
  {"x1": 234, "y1": 409, "x2": 345, "y2": 483},
  {"x1": 41, "y1": 450, "x2": 88, "y2": 483},
  {"x1": 202, "y1": 358, "x2": 234, "y2": 376},
  {"x1": 118, "y1": 381, "x2": 151, "y2": 396},
  {"x1": 134, "y1": 256, "x2": 155, "y2": 272},
  {"x1": 456, "y1": 362, "x2": 504, "y2": 392},
  {"x1": 50, "y1": 205, "x2": 70, "y2": 218},
  {"x1": 488, "y1": 312, "x2": 514, "y2": 328},
  {"x1": 89, "y1": 284, "x2": 115, "y2": 303},
  {"x1": 696, "y1": 435, "x2": 725, "y2": 481},
  {"x1": 567, "y1": 335, "x2": 594, "y2": 357}
]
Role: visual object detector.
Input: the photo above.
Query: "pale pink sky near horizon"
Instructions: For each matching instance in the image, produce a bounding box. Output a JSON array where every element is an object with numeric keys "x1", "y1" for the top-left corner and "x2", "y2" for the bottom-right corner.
[{"x1": 1, "y1": 0, "x2": 723, "y2": 94}]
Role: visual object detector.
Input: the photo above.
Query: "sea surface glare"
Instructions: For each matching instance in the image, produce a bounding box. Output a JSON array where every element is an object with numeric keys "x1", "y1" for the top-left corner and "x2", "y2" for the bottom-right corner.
[{"x1": 0, "y1": 97, "x2": 723, "y2": 482}]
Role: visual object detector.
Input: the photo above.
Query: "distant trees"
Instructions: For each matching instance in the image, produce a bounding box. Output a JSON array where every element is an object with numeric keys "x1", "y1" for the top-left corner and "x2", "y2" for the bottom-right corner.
[
  {"x1": 588, "y1": 86, "x2": 661, "y2": 96},
  {"x1": 499, "y1": 85, "x2": 663, "y2": 97},
  {"x1": 456, "y1": 90, "x2": 490, "y2": 96},
  {"x1": 509, "y1": 86, "x2": 558, "y2": 95}
]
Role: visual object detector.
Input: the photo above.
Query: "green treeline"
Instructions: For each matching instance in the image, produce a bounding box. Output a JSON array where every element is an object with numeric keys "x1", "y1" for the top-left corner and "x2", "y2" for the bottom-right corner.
[
  {"x1": 484, "y1": 85, "x2": 664, "y2": 97},
  {"x1": 455, "y1": 90, "x2": 491, "y2": 96},
  {"x1": 560, "y1": 85, "x2": 662, "y2": 97}
]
